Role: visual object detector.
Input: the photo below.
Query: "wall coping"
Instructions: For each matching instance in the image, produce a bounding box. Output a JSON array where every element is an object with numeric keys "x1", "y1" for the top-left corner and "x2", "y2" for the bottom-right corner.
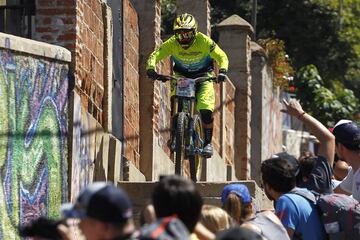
[
  {"x1": 216, "y1": 14, "x2": 254, "y2": 34},
  {"x1": 251, "y1": 41, "x2": 267, "y2": 58},
  {"x1": 0, "y1": 32, "x2": 71, "y2": 62}
]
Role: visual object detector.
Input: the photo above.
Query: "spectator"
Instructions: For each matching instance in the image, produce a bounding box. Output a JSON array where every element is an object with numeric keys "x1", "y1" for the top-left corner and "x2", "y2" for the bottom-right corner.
[
  {"x1": 332, "y1": 120, "x2": 360, "y2": 201},
  {"x1": 282, "y1": 99, "x2": 335, "y2": 194},
  {"x1": 200, "y1": 205, "x2": 232, "y2": 234},
  {"x1": 333, "y1": 159, "x2": 350, "y2": 181},
  {"x1": 151, "y1": 175, "x2": 214, "y2": 240},
  {"x1": 221, "y1": 183, "x2": 289, "y2": 240},
  {"x1": 140, "y1": 204, "x2": 156, "y2": 226},
  {"x1": 58, "y1": 182, "x2": 137, "y2": 240},
  {"x1": 139, "y1": 215, "x2": 190, "y2": 240},
  {"x1": 261, "y1": 157, "x2": 326, "y2": 240},
  {"x1": 216, "y1": 226, "x2": 267, "y2": 240}
]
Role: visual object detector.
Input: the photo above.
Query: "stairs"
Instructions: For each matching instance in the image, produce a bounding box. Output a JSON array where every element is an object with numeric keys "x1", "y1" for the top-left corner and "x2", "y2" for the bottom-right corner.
[{"x1": 118, "y1": 180, "x2": 273, "y2": 226}]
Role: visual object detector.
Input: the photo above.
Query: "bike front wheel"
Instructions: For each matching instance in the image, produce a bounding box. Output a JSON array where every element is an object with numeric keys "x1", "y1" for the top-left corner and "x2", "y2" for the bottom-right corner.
[
  {"x1": 189, "y1": 114, "x2": 205, "y2": 182},
  {"x1": 175, "y1": 112, "x2": 188, "y2": 176}
]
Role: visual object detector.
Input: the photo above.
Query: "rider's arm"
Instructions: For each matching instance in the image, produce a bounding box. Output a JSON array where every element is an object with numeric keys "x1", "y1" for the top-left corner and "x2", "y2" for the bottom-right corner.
[
  {"x1": 199, "y1": 33, "x2": 228, "y2": 71},
  {"x1": 209, "y1": 43, "x2": 228, "y2": 71},
  {"x1": 146, "y1": 37, "x2": 174, "y2": 70}
]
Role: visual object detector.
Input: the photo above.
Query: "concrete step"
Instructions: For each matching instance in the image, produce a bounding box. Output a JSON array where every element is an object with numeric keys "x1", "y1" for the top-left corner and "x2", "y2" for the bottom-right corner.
[{"x1": 118, "y1": 180, "x2": 273, "y2": 226}]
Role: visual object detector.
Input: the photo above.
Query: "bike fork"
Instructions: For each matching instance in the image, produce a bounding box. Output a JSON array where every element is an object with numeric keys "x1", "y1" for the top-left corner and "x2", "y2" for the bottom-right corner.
[{"x1": 186, "y1": 118, "x2": 195, "y2": 155}]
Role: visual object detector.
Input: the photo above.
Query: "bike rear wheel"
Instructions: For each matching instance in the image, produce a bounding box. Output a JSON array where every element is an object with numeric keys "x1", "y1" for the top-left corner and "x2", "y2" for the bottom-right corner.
[
  {"x1": 175, "y1": 112, "x2": 188, "y2": 176},
  {"x1": 189, "y1": 114, "x2": 204, "y2": 182}
]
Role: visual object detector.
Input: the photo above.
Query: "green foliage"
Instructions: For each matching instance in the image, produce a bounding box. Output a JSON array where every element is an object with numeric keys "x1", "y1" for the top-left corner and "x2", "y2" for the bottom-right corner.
[
  {"x1": 209, "y1": 0, "x2": 360, "y2": 99},
  {"x1": 257, "y1": 38, "x2": 294, "y2": 89},
  {"x1": 256, "y1": 0, "x2": 355, "y2": 84},
  {"x1": 294, "y1": 65, "x2": 359, "y2": 126}
]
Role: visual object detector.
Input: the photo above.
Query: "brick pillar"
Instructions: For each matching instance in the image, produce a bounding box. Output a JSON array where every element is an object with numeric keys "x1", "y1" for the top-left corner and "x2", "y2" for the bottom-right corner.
[
  {"x1": 176, "y1": 0, "x2": 211, "y2": 36},
  {"x1": 130, "y1": 0, "x2": 161, "y2": 180},
  {"x1": 216, "y1": 15, "x2": 254, "y2": 180}
]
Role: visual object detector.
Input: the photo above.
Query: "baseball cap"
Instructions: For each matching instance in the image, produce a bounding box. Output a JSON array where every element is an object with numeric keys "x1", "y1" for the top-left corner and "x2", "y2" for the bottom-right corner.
[
  {"x1": 221, "y1": 184, "x2": 251, "y2": 204},
  {"x1": 270, "y1": 152, "x2": 300, "y2": 176},
  {"x1": 333, "y1": 120, "x2": 360, "y2": 151},
  {"x1": 61, "y1": 182, "x2": 133, "y2": 223}
]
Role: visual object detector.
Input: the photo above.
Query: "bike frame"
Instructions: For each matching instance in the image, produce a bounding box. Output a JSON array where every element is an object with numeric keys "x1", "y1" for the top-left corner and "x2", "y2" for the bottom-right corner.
[
  {"x1": 171, "y1": 76, "x2": 215, "y2": 156},
  {"x1": 154, "y1": 75, "x2": 216, "y2": 181}
]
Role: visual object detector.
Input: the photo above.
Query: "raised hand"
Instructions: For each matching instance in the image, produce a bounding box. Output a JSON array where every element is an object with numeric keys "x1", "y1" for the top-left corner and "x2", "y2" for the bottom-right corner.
[{"x1": 282, "y1": 98, "x2": 305, "y2": 118}]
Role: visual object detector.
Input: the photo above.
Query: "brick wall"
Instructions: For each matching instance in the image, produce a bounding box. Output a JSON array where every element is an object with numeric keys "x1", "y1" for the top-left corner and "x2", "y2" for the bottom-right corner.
[
  {"x1": 224, "y1": 82, "x2": 235, "y2": 164},
  {"x1": 35, "y1": 0, "x2": 106, "y2": 125},
  {"x1": 123, "y1": 0, "x2": 140, "y2": 168},
  {"x1": 213, "y1": 83, "x2": 221, "y2": 152}
]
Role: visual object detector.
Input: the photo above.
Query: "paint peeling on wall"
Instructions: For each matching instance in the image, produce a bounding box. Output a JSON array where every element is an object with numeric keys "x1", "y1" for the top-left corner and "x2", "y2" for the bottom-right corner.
[{"x1": 0, "y1": 48, "x2": 68, "y2": 239}]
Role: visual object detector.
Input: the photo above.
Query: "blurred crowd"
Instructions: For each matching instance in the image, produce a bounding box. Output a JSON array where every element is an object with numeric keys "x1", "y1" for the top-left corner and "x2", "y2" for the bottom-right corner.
[{"x1": 20, "y1": 99, "x2": 360, "y2": 240}]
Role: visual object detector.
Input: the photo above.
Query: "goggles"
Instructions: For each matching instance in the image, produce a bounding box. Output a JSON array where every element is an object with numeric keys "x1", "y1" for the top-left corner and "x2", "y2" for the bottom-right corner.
[{"x1": 175, "y1": 29, "x2": 195, "y2": 44}]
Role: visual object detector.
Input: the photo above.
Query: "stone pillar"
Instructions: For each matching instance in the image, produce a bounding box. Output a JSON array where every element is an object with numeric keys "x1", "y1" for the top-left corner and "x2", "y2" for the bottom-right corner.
[
  {"x1": 130, "y1": 0, "x2": 161, "y2": 180},
  {"x1": 250, "y1": 42, "x2": 267, "y2": 184},
  {"x1": 216, "y1": 15, "x2": 254, "y2": 180},
  {"x1": 176, "y1": 0, "x2": 211, "y2": 35}
]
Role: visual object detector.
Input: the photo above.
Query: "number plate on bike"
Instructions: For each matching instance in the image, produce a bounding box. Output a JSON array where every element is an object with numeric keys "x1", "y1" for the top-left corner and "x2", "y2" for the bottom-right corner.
[{"x1": 176, "y1": 78, "x2": 196, "y2": 97}]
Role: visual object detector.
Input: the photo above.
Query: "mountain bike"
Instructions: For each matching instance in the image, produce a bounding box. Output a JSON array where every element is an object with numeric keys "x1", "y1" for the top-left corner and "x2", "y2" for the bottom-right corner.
[{"x1": 155, "y1": 75, "x2": 217, "y2": 182}]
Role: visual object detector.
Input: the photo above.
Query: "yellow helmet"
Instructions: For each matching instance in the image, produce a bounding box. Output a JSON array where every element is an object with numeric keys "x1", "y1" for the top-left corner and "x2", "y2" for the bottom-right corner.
[{"x1": 173, "y1": 13, "x2": 197, "y2": 48}]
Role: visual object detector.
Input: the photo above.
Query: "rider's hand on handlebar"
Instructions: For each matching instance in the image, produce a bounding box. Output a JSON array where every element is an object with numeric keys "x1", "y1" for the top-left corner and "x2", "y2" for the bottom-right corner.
[
  {"x1": 157, "y1": 75, "x2": 170, "y2": 82},
  {"x1": 217, "y1": 69, "x2": 227, "y2": 83},
  {"x1": 147, "y1": 69, "x2": 159, "y2": 80}
]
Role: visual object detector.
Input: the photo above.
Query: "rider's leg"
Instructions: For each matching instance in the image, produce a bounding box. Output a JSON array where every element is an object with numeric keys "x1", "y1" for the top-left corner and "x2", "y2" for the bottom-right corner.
[
  {"x1": 196, "y1": 80, "x2": 215, "y2": 158},
  {"x1": 200, "y1": 109, "x2": 214, "y2": 146},
  {"x1": 200, "y1": 109, "x2": 214, "y2": 157}
]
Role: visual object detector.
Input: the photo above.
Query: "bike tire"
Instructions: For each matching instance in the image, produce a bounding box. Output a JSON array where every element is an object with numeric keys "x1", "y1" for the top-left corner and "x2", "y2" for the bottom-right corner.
[
  {"x1": 175, "y1": 112, "x2": 187, "y2": 176},
  {"x1": 189, "y1": 114, "x2": 204, "y2": 182}
]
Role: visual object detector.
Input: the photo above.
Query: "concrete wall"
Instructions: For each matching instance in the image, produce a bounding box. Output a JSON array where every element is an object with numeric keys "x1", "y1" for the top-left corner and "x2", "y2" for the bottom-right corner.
[
  {"x1": 217, "y1": 15, "x2": 254, "y2": 180},
  {"x1": 0, "y1": 33, "x2": 71, "y2": 239},
  {"x1": 250, "y1": 42, "x2": 283, "y2": 184}
]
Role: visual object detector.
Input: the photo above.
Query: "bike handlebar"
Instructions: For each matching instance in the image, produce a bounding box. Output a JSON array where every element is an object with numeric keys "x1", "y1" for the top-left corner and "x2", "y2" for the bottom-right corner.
[{"x1": 155, "y1": 75, "x2": 217, "y2": 84}]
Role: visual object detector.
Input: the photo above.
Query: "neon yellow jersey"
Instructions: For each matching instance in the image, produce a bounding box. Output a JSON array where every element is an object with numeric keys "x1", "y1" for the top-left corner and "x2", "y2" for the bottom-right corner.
[{"x1": 146, "y1": 32, "x2": 228, "y2": 77}]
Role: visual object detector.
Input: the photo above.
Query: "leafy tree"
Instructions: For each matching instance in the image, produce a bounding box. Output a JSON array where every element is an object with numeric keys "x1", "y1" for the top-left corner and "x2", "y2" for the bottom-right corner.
[
  {"x1": 257, "y1": 38, "x2": 294, "y2": 89},
  {"x1": 209, "y1": 0, "x2": 359, "y2": 99},
  {"x1": 294, "y1": 65, "x2": 358, "y2": 126},
  {"x1": 256, "y1": 0, "x2": 355, "y2": 86}
]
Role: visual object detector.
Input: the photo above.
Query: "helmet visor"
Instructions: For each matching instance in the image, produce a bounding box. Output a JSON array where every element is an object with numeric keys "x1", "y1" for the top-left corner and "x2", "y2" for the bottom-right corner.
[{"x1": 175, "y1": 29, "x2": 195, "y2": 45}]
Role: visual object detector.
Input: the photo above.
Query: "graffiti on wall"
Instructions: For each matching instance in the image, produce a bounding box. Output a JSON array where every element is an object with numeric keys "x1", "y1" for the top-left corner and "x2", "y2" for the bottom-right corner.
[
  {"x1": 70, "y1": 92, "x2": 95, "y2": 202},
  {"x1": 0, "y1": 48, "x2": 68, "y2": 239}
]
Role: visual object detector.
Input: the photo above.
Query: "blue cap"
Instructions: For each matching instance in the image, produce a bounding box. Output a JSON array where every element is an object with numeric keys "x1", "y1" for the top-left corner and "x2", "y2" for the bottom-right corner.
[
  {"x1": 221, "y1": 184, "x2": 251, "y2": 204},
  {"x1": 333, "y1": 120, "x2": 360, "y2": 151}
]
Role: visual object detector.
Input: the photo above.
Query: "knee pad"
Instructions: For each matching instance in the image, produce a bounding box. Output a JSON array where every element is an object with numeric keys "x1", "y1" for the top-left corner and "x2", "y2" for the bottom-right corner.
[{"x1": 200, "y1": 110, "x2": 213, "y2": 124}]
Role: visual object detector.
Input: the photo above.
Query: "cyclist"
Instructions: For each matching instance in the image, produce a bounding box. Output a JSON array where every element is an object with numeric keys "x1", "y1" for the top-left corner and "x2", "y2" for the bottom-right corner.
[{"x1": 146, "y1": 13, "x2": 229, "y2": 158}]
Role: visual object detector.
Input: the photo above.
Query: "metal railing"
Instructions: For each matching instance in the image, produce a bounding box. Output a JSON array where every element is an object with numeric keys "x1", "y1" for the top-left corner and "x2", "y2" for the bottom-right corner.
[{"x1": 0, "y1": 3, "x2": 35, "y2": 38}]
